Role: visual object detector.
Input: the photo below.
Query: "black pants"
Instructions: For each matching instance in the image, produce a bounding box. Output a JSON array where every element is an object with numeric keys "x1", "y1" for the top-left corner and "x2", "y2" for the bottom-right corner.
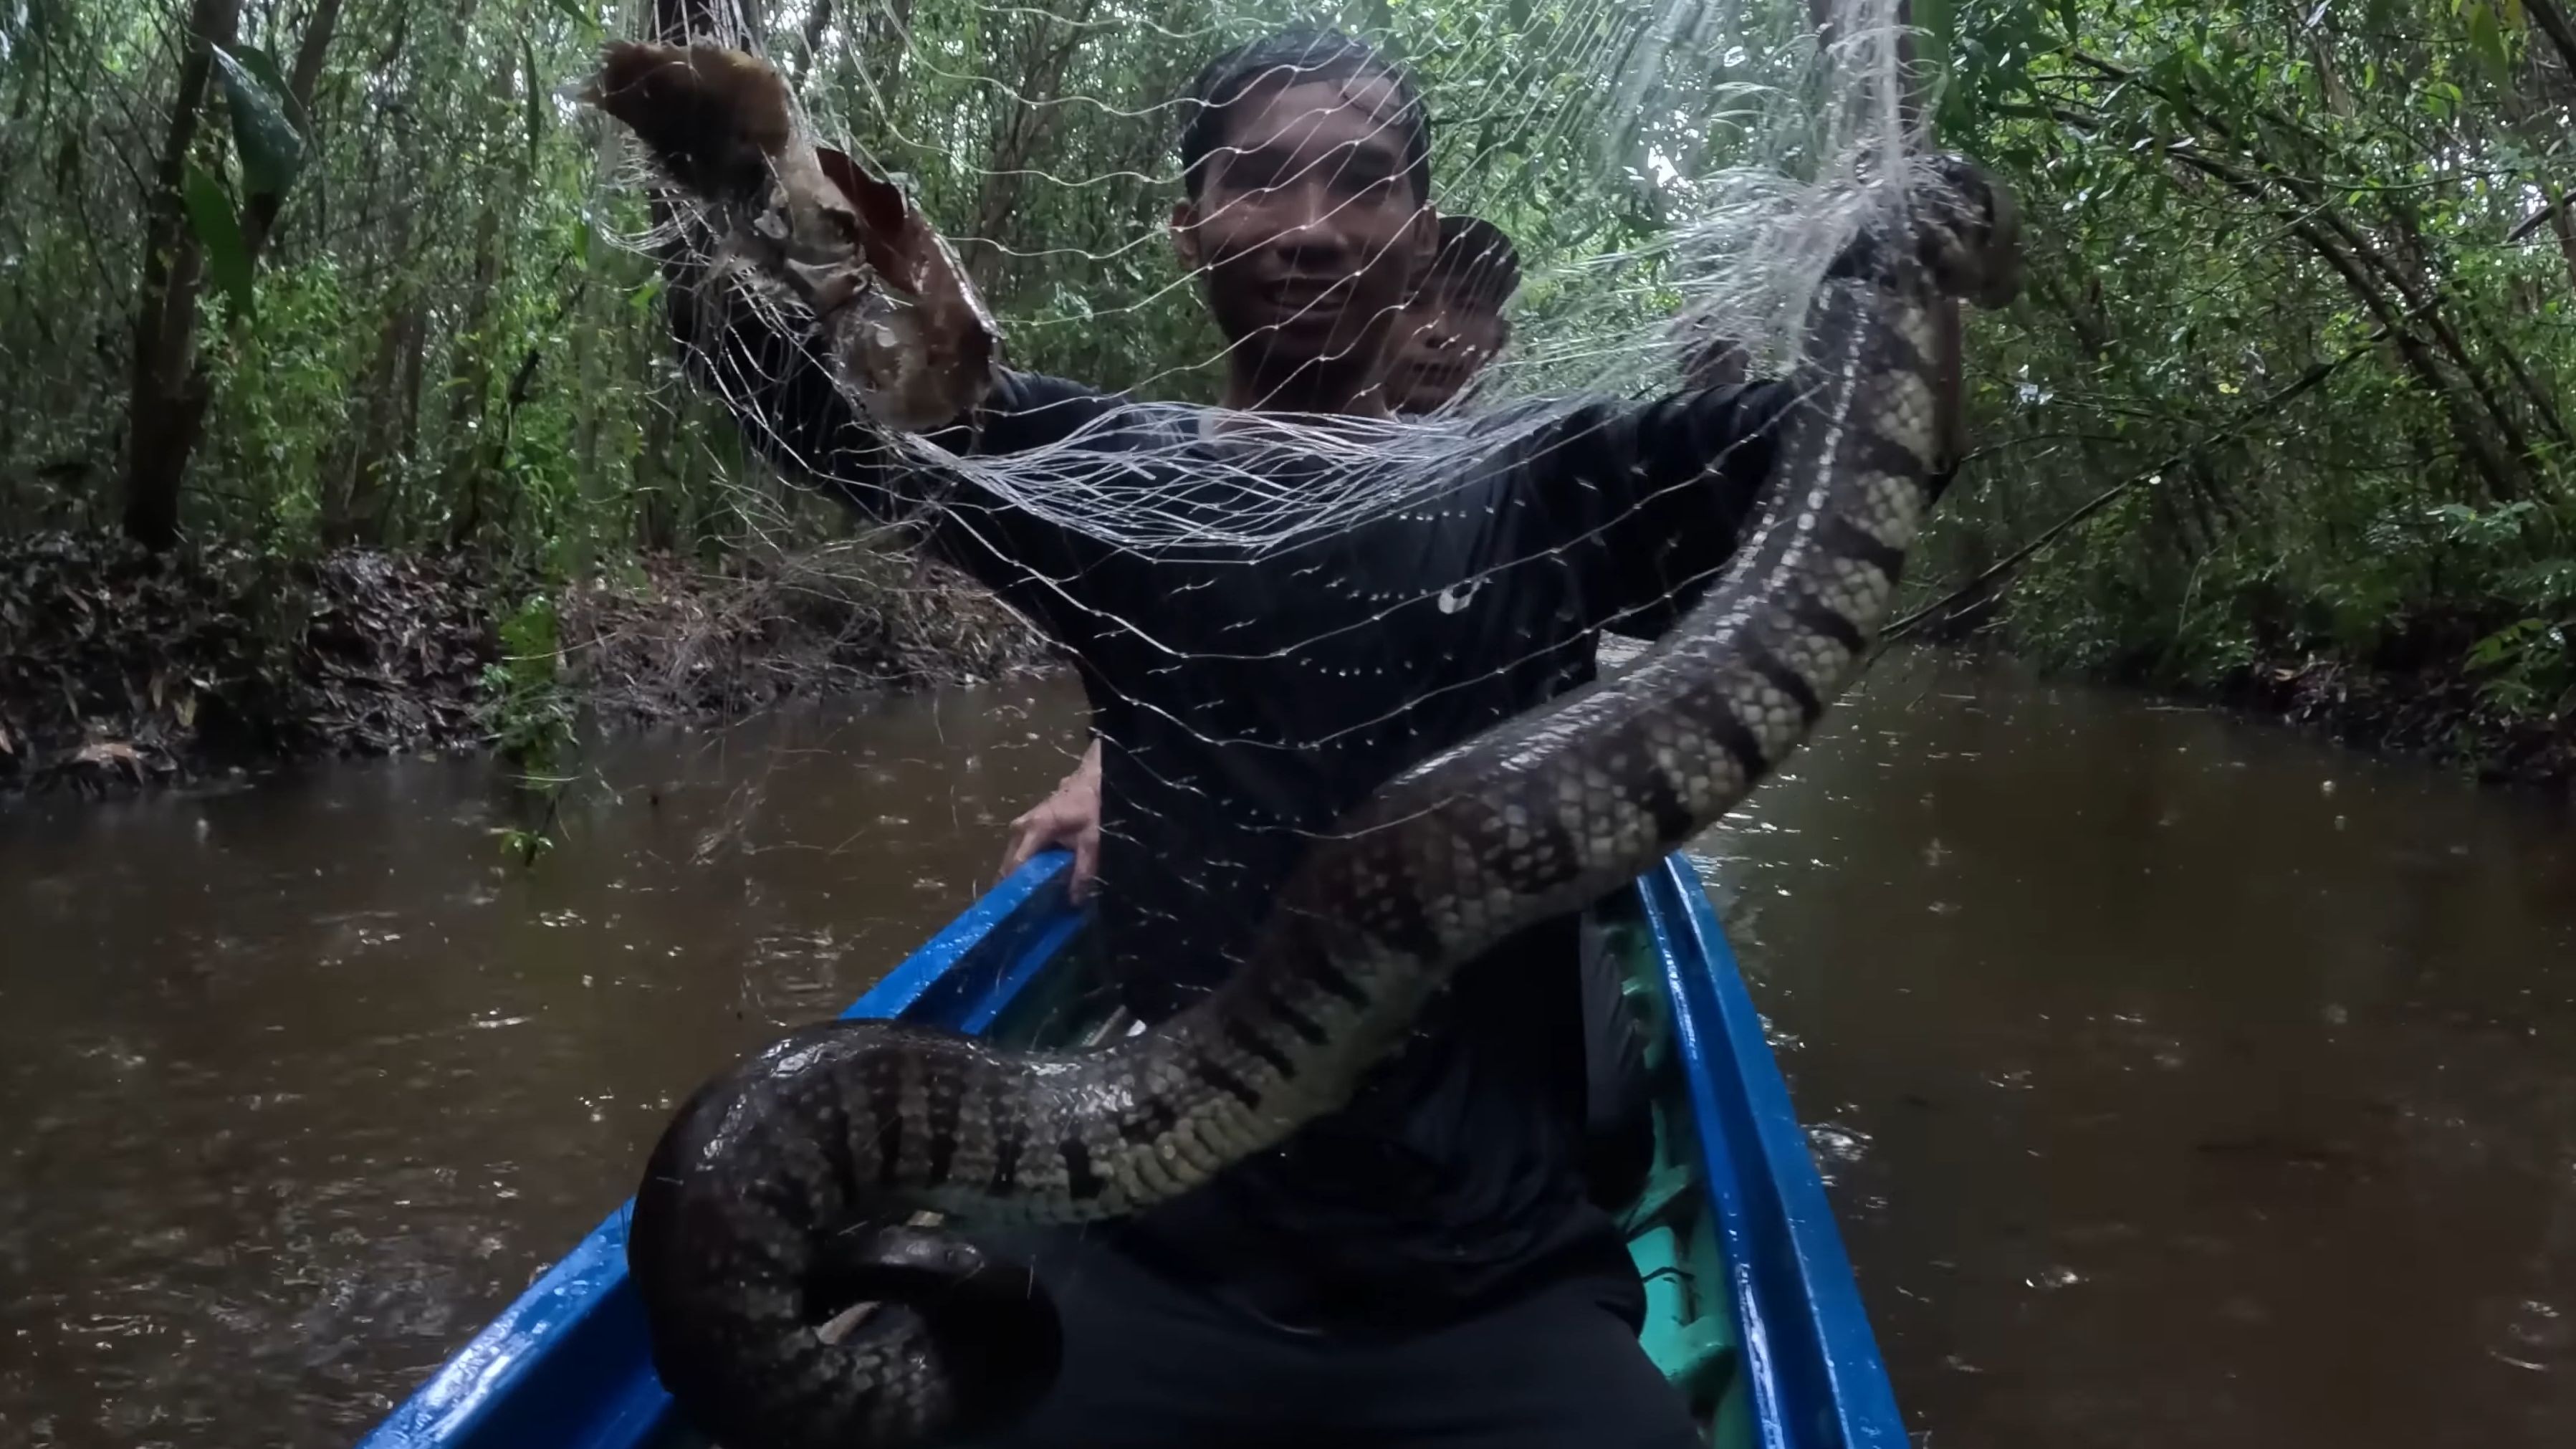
[{"x1": 962, "y1": 1227, "x2": 1703, "y2": 1449}]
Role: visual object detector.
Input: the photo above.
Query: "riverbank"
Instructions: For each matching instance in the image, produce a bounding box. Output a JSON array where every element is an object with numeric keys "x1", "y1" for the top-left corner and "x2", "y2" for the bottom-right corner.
[
  {"x1": 2228, "y1": 649, "x2": 2575, "y2": 792},
  {"x1": 1965, "y1": 607, "x2": 2576, "y2": 793},
  {"x1": 9, "y1": 527, "x2": 2562, "y2": 800},
  {"x1": 0, "y1": 530, "x2": 1052, "y2": 795},
  {"x1": 1914, "y1": 575, "x2": 2575, "y2": 793}
]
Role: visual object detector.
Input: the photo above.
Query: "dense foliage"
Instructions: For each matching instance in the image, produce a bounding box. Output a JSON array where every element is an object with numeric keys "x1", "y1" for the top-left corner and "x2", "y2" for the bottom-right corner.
[
  {"x1": 1920, "y1": 0, "x2": 2576, "y2": 750},
  {"x1": 0, "y1": 0, "x2": 2569, "y2": 760}
]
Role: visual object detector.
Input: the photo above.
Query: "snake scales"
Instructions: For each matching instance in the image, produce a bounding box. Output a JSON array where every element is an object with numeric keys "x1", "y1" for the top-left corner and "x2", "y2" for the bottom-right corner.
[{"x1": 595, "y1": 42, "x2": 2021, "y2": 1449}]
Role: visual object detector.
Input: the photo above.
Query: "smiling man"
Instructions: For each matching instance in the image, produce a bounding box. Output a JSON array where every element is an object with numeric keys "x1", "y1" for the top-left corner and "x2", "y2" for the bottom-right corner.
[
  {"x1": 1166, "y1": 42, "x2": 1433, "y2": 416},
  {"x1": 616, "y1": 23, "x2": 1970, "y2": 1447}
]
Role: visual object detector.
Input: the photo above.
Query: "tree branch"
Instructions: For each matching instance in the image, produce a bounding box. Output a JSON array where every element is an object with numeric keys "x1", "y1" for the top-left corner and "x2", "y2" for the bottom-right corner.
[
  {"x1": 1880, "y1": 327, "x2": 2390, "y2": 646},
  {"x1": 2506, "y1": 188, "x2": 2572, "y2": 247},
  {"x1": 2524, "y1": 0, "x2": 2576, "y2": 80}
]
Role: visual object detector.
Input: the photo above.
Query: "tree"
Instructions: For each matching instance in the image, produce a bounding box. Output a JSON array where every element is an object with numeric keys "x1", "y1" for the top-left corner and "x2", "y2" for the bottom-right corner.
[
  {"x1": 121, "y1": 0, "x2": 241, "y2": 550},
  {"x1": 121, "y1": 0, "x2": 341, "y2": 550}
]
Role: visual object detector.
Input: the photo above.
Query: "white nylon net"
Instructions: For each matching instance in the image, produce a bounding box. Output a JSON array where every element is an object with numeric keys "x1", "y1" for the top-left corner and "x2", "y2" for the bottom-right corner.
[
  {"x1": 598, "y1": 0, "x2": 1935, "y2": 554},
  {"x1": 584, "y1": 0, "x2": 1948, "y2": 990}
]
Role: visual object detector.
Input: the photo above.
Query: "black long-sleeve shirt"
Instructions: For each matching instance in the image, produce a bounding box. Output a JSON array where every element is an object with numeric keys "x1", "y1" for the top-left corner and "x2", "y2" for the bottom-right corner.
[{"x1": 671, "y1": 274, "x2": 1791, "y2": 1332}]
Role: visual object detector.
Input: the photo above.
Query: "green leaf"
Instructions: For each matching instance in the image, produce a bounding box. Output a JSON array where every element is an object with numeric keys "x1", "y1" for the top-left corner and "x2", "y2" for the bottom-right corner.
[
  {"x1": 2466, "y1": 3, "x2": 2513, "y2": 82},
  {"x1": 2466, "y1": 619, "x2": 2542, "y2": 671},
  {"x1": 544, "y1": 0, "x2": 600, "y2": 33},
  {"x1": 211, "y1": 44, "x2": 305, "y2": 201},
  {"x1": 232, "y1": 45, "x2": 305, "y2": 133},
  {"x1": 180, "y1": 162, "x2": 254, "y2": 317}
]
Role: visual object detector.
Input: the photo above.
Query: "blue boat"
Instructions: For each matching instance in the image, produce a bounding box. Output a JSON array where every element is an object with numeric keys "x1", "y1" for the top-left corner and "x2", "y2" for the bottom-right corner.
[{"x1": 359, "y1": 850, "x2": 1902, "y2": 1449}]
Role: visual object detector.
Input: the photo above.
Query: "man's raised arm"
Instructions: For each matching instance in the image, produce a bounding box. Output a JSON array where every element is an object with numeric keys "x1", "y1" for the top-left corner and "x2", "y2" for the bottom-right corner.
[{"x1": 586, "y1": 40, "x2": 1125, "y2": 605}]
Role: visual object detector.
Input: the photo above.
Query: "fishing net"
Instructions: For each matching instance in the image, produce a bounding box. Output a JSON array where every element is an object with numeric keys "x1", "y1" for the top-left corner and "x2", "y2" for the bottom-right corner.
[
  {"x1": 581, "y1": 0, "x2": 1955, "y2": 980},
  {"x1": 595, "y1": 0, "x2": 1938, "y2": 539}
]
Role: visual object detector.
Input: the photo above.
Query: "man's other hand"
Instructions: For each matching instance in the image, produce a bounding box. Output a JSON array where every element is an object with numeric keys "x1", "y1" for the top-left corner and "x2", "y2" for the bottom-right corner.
[{"x1": 1001, "y1": 740, "x2": 1103, "y2": 904}]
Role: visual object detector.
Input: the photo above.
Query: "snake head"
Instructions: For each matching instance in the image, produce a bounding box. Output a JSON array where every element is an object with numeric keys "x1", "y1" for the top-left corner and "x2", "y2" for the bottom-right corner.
[
  {"x1": 1910, "y1": 155, "x2": 2024, "y2": 311},
  {"x1": 1821, "y1": 156, "x2": 2021, "y2": 312}
]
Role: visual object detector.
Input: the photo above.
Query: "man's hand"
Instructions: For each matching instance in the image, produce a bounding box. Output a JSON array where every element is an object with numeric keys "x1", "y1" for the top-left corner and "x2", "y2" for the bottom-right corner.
[
  {"x1": 585, "y1": 41, "x2": 1000, "y2": 434},
  {"x1": 1000, "y1": 740, "x2": 1103, "y2": 904},
  {"x1": 589, "y1": 42, "x2": 796, "y2": 204}
]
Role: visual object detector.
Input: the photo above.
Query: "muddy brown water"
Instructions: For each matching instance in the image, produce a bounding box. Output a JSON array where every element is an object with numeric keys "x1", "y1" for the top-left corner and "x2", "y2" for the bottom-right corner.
[{"x1": 2, "y1": 653, "x2": 2570, "y2": 1448}]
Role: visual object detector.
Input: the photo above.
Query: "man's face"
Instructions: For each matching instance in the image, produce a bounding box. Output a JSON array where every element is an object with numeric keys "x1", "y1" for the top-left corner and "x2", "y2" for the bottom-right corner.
[
  {"x1": 1172, "y1": 75, "x2": 1435, "y2": 396},
  {"x1": 1386, "y1": 279, "x2": 1507, "y2": 413}
]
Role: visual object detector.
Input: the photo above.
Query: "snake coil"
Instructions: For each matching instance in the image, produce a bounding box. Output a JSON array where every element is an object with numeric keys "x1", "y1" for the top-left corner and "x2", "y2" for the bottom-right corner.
[{"x1": 604, "y1": 51, "x2": 2021, "y2": 1448}]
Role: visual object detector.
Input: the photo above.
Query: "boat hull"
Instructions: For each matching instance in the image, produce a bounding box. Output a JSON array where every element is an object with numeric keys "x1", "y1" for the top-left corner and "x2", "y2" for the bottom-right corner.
[{"x1": 358, "y1": 851, "x2": 1899, "y2": 1449}]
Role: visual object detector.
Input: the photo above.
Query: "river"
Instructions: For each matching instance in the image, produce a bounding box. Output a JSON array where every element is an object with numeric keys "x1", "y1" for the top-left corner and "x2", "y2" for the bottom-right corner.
[{"x1": 2, "y1": 653, "x2": 2570, "y2": 1447}]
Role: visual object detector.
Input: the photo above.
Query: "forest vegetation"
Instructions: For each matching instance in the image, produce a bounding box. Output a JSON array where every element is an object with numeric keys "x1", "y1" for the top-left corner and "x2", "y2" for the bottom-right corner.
[{"x1": 0, "y1": 0, "x2": 2569, "y2": 789}]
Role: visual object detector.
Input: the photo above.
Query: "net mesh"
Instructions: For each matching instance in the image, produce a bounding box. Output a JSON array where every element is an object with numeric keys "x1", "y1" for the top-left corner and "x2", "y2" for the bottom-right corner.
[
  {"x1": 584, "y1": 0, "x2": 1942, "y2": 987},
  {"x1": 596, "y1": 0, "x2": 1934, "y2": 538}
]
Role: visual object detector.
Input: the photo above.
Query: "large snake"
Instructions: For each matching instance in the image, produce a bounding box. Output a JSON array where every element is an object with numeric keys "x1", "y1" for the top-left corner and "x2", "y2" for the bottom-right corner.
[{"x1": 591, "y1": 40, "x2": 2021, "y2": 1449}]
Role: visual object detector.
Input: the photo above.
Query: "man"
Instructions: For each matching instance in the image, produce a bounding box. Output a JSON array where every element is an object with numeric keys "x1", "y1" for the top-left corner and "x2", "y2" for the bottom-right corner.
[
  {"x1": 1384, "y1": 213, "x2": 1520, "y2": 413},
  {"x1": 1000, "y1": 214, "x2": 1522, "y2": 896},
  {"x1": 611, "y1": 25, "x2": 1969, "y2": 1448}
]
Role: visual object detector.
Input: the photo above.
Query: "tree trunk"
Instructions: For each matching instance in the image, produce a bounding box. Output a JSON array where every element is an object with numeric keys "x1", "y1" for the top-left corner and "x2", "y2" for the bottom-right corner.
[
  {"x1": 2545, "y1": 184, "x2": 2576, "y2": 300},
  {"x1": 440, "y1": 201, "x2": 504, "y2": 504},
  {"x1": 121, "y1": 0, "x2": 242, "y2": 550},
  {"x1": 790, "y1": 0, "x2": 833, "y2": 86},
  {"x1": 121, "y1": 0, "x2": 345, "y2": 551},
  {"x1": 335, "y1": 299, "x2": 423, "y2": 546},
  {"x1": 2527, "y1": 0, "x2": 2576, "y2": 79},
  {"x1": 656, "y1": 0, "x2": 755, "y2": 44},
  {"x1": 2319, "y1": 203, "x2": 2543, "y2": 468},
  {"x1": 967, "y1": 5, "x2": 1096, "y2": 295},
  {"x1": 388, "y1": 304, "x2": 430, "y2": 544}
]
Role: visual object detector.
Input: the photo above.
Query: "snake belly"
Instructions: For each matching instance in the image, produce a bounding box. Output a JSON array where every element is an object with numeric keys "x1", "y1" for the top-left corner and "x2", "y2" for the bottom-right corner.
[{"x1": 626, "y1": 166, "x2": 2019, "y2": 1449}]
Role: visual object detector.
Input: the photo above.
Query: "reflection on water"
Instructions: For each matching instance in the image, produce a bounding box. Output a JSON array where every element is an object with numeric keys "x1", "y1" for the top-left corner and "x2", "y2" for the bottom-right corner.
[
  {"x1": 1701, "y1": 652, "x2": 2576, "y2": 1448},
  {"x1": 1, "y1": 651, "x2": 2572, "y2": 1447},
  {"x1": 0, "y1": 679, "x2": 1089, "y2": 1447}
]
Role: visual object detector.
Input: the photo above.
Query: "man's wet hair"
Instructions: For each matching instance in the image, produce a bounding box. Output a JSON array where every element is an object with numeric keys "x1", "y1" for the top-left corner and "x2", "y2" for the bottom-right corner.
[
  {"x1": 1426, "y1": 215, "x2": 1521, "y2": 309},
  {"x1": 1178, "y1": 28, "x2": 1432, "y2": 204}
]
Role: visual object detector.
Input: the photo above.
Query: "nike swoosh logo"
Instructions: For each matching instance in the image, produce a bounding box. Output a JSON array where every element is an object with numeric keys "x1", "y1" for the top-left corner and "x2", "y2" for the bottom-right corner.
[{"x1": 1437, "y1": 578, "x2": 1485, "y2": 615}]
